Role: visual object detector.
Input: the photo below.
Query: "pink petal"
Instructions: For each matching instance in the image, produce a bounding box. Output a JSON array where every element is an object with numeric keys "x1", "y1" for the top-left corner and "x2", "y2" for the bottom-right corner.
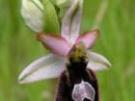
[
  {"x1": 76, "y1": 29, "x2": 99, "y2": 49},
  {"x1": 37, "y1": 33, "x2": 72, "y2": 56}
]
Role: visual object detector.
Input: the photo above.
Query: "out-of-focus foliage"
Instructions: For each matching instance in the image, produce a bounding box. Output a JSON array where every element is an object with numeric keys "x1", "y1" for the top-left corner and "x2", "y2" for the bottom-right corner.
[{"x1": 0, "y1": 0, "x2": 135, "y2": 101}]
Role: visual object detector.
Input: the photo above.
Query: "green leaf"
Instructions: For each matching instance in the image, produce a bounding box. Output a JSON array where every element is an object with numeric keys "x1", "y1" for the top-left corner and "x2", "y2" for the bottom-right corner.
[{"x1": 43, "y1": 0, "x2": 60, "y2": 34}]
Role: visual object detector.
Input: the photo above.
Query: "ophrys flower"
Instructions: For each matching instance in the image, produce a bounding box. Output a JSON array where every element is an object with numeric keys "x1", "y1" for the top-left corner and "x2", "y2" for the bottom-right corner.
[
  {"x1": 18, "y1": 28, "x2": 111, "y2": 84},
  {"x1": 18, "y1": 0, "x2": 111, "y2": 84}
]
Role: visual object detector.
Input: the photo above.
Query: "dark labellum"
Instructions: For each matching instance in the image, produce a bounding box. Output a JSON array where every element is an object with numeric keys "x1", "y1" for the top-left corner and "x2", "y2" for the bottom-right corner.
[{"x1": 55, "y1": 45, "x2": 99, "y2": 101}]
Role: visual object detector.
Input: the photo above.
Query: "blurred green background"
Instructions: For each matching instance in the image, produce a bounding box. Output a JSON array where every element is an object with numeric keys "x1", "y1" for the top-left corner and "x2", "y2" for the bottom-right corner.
[{"x1": 0, "y1": 0, "x2": 135, "y2": 101}]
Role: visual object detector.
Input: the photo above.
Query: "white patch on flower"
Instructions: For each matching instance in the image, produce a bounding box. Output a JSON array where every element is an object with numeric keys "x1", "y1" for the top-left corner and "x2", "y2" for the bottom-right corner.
[
  {"x1": 72, "y1": 80, "x2": 95, "y2": 101},
  {"x1": 21, "y1": 0, "x2": 43, "y2": 32}
]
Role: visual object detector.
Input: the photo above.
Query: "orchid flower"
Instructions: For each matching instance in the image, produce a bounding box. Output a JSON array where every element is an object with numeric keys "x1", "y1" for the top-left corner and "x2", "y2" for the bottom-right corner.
[{"x1": 18, "y1": 0, "x2": 111, "y2": 84}]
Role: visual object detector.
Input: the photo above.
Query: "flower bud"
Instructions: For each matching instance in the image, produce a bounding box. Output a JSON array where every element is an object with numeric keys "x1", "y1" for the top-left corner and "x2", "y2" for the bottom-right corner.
[
  {"x1": 21, "y1": 0, "x2": 70, "y2": 33},
  {"x1": 21, "y1": 0, "x2": 44, "y2": 32}
]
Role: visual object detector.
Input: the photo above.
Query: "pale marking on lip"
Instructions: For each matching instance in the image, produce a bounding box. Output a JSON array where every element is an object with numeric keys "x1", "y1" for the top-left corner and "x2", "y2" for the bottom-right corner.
[{"x1": 72, "y1": 80, "x2": 95, "y2": 101}]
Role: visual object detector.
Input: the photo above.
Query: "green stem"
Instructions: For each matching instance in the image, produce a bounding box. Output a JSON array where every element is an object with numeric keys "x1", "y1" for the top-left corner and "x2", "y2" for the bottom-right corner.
[{"x1": 93, "y1": 0, "x2": 108, "y2": 29}]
